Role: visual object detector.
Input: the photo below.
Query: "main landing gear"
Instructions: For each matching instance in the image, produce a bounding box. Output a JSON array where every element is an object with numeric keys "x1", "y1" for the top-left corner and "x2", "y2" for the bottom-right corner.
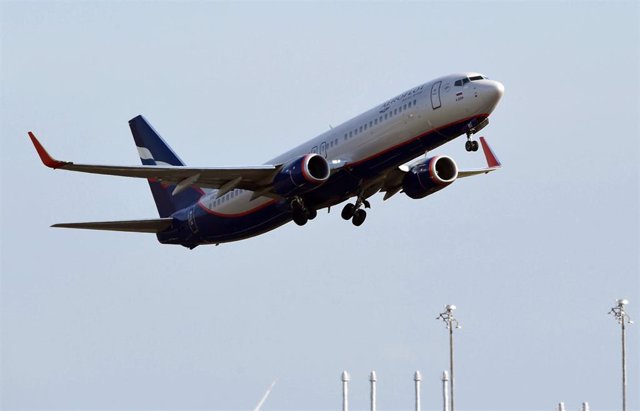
[
  {"x1": 291, "y1": 197, "x2": 316, "y2": 226},
  {"x1": 341, "y1": 196, "x2": 370, "y2": 227}
]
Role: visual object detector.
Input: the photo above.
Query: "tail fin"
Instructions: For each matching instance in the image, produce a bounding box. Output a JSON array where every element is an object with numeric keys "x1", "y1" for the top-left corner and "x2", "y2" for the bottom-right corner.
[{"x1": 129, "y1": 115, "x2": 203, "y2": 217}]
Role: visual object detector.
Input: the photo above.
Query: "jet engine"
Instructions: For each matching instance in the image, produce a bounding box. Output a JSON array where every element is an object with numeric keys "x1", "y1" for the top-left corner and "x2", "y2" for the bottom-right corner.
[
  {"x1": 272, "y1": 153, "x2": 330, "y2": 197},
  {"x1": 402, "y1": 155, "x2": 458, "y2": 199}
]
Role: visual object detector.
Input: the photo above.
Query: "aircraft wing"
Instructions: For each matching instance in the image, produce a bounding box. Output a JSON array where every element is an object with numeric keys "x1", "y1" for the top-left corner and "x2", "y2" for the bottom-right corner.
[
  {"x1": 29, "y1": 132, "x2": 279, "y2": 193},
  {"x1": 380, "y1": 137, "x2": 501, "y2": 200}
]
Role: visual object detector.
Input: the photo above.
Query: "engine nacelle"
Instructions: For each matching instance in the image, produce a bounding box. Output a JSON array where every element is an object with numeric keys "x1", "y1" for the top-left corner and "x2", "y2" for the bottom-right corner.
[
  {"x1": 272, "y1": 153, "x2": 330, "y2": 197},
  {"x1": 402, "y1": 155, "x2": 458, "y2": 199}
]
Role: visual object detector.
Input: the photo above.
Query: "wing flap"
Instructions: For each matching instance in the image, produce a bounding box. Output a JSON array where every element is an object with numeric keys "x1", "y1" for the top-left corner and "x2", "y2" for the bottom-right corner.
[
  {"x1": 379, "y1": 166, "x2": 406, "y2": 201},
  {"x1": 52, "y1": 218, "x2": 174, "y2": 233}
]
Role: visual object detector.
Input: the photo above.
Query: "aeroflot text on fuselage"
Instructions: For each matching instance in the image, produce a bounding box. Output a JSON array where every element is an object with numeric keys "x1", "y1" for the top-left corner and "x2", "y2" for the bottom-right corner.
[
  {"x1": 28, "y1": 72, "x2": 504, "y2": 248},
  {"x1": 380, "y1": 85, "x2": 425, "y2": 111}
]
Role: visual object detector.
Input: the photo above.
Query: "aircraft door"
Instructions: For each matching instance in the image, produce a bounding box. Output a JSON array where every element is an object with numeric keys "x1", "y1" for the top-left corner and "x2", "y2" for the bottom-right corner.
[
  {"x1": 431, "y1": 81, "x2": 442, "y2": 110},
  {"x1": 319, "y1": 142, "x2": 327, "y2": 158}
]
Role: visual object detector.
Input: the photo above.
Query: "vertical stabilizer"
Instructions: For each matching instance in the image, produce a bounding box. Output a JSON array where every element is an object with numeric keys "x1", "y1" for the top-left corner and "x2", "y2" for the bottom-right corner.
[{"x1": 128, "y1": 115, "x2": 203, "y2": 217}]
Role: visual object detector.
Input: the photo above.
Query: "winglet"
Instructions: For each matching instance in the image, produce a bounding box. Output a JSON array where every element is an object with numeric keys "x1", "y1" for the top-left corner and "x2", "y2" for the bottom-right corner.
[
  {"x1": 28, "y1": 132, "x2": 69, "y2": 169},
  {"x1": 479, "y1": 137, "x2": 501, "y2": 168}
]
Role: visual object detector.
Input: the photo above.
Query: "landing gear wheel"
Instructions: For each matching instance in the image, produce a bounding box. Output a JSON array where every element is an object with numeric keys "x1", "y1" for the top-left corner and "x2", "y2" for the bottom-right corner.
[
  {"x1": 341, "y1": 203, "x2": 355, "y2": 220},
  {"x1": 307, "y1": 209, "x2": 317, "y2": 220},
  {"x1": 471, "y1": 140, "x2": 479, "y2": 152},
  {"x1": 290, "y1": 197, "x2": 310, "y2": 226},
  {"x1": 352, "y1": 209, "x2": 367, "y2": 226},
  {"x1": 292, "y1": 209, "x2": 308, "y2": 226},
  {"x1": 465, "y1": 140, "x2": 473, "y2": 152}
]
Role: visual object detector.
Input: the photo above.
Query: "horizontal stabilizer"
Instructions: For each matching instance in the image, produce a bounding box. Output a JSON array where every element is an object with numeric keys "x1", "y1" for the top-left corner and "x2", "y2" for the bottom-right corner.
[{"x1": 52, "y1": 218, "x2": 173, "y2": 233}]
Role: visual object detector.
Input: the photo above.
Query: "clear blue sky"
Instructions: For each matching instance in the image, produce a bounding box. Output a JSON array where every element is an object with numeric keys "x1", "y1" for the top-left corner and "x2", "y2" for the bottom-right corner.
[{"x1": 1, "y1": 1, "x2": 638, "y2": 410}]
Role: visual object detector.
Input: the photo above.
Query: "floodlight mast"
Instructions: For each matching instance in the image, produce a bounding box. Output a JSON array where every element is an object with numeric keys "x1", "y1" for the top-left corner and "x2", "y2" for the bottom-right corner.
[
  {"x1": 608, "y1": 299, "x2": 633, "y2": 411},
  {"x1": 437, "y1": 304, "x2": 461, "y2": 411}
]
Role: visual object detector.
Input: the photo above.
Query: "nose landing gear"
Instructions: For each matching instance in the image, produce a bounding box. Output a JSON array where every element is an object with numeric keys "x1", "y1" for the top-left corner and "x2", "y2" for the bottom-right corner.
[
  {"x1": 465, "y1": 118, "x2": 489, "y2": 152},
  {"x1": 465, "y1": 137, "x2": 479, "y2": 152}
]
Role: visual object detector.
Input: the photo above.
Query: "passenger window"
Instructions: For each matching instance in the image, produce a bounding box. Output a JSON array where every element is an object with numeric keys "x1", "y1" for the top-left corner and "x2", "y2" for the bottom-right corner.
[
  {"x1": 413, "y1": 99, "x2": 416, "y2": 105},
  {"x1": 349, "y1": 131, "x2": 352, "y2": 138},
  {"x1": 369, "y1": 121, "x2": 372, "y2": 127},
  {"x1": 394, "y1": 108, "x2": 397, "y2": 115},
  {"x1": 359, "y1": 126, "x2": 363, "y2": 133},
  {"x1": 364, "y1": 124, "x2": 368, "y2": 130},
  {"x1": 374, "y1": 118, "x2": 378, "y2": 125},
  {"x1": 403, "y1": 104, "x2": 407, "y2": 110},
  {"x1": 384, "y1": 113, "x2": 388, "y2": 119}
]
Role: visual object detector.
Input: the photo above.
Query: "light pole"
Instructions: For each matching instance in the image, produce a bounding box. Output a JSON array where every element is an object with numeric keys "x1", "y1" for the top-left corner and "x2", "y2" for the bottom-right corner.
[
  {"x1": 608, "y1": 298, "x2": 633, "y2": 411},
  {"x1": 437, "y1": 304, "x2": 461, "y2": 411},
  {"x1": 414, "y1": 371, "x2": 422, "y2": 411},
  {"x1": 370, "y1": 371, "x2": 377, "y2": 411},
  {"x1": 341, "y1": 371, "x2": 350, "y2": 411}
]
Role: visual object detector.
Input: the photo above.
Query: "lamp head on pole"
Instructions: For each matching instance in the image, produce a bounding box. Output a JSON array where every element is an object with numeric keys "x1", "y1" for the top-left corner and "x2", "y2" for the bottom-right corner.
[
  {"x1": 609, "y1": 298, "x2": 633, "y2": 325},
  {"x1": 437, "y1": 304, "x2": 461, "y2": 330}
]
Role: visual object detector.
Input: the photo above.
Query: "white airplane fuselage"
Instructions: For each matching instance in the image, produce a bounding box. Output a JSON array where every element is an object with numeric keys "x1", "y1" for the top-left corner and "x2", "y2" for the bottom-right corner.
[{"x1": 167, "y1": 72, "x2": 504, "y2": 246}]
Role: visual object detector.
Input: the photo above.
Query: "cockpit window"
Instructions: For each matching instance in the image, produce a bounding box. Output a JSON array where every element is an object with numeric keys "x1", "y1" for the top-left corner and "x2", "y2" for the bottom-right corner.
[{"x1": 455, "y1": 75, "x2": 489, "y2": 85}]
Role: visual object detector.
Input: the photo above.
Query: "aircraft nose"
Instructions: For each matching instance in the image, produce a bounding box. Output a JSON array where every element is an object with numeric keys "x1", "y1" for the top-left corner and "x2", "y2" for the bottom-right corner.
[
  {"x1": 487, "y1": 80, "x2": 504, "y2": 102},
  {"x1": 481, "y1": 80, "x2": 504, "y2": 112}
]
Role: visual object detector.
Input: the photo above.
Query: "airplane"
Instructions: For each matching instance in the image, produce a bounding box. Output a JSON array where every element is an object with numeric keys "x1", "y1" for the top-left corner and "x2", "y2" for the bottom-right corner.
[{"x1": 28, "y1": 72, "x2": 504, "y2": 248}]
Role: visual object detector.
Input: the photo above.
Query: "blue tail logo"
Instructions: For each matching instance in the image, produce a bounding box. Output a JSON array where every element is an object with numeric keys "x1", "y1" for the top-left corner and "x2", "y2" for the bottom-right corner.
[{"x1": 129, "y1": 115, "x2": 203, "y2": 217}]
